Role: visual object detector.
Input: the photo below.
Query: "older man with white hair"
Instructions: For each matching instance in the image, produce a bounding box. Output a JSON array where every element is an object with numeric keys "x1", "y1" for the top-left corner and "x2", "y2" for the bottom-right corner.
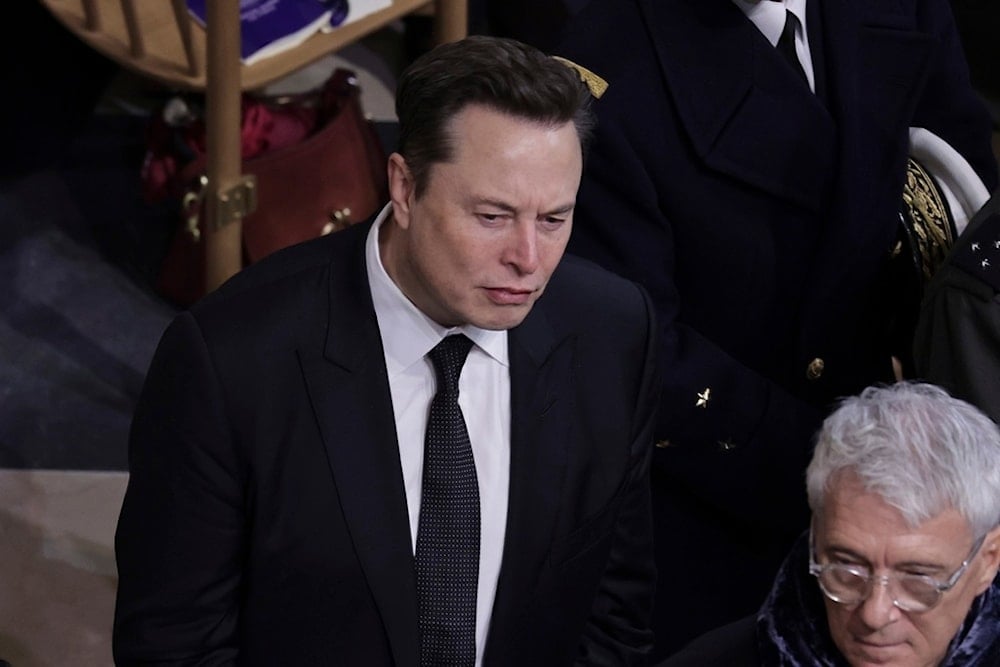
[{"x1": 664, "y1": 382, "x2": 1000, "y2": 666}]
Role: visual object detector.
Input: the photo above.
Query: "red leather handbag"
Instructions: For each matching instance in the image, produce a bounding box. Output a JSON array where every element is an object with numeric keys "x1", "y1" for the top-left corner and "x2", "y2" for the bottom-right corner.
[{"x1": 147, "y1": 67, "x2": 388, "y2": 306}]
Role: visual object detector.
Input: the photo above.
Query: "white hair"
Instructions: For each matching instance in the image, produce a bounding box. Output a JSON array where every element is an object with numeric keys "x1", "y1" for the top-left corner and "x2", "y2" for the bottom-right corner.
[{"x1": 806, "y1": 382, "x2": 1000, "y2": 537}]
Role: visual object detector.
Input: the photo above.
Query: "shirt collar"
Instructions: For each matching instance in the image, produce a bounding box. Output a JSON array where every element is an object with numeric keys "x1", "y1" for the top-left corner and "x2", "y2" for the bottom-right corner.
[
  {"x1": 732, "y1": 0, "x2": 808, "y2": 47},
  {"x1": 365, "y1": 205, "x2": 509, "y2": 378}
]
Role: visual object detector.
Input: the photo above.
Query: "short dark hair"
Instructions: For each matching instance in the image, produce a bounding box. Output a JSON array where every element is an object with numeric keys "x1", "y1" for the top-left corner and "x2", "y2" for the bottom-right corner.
[{"x1": 394, "y1": 35, "x2": 595, "y2": 197}]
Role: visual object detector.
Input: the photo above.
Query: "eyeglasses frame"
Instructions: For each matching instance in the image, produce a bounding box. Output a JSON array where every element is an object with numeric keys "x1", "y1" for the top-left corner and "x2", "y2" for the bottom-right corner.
[{"x1": 808, "y1": 528, "x2": 986, "y2": 613}]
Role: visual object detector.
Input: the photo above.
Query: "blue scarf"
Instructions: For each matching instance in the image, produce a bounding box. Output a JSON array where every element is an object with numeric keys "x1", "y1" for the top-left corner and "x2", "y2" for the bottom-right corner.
[{"x1": 756, "y1": 532, "x2": 1000, "y2": 666}]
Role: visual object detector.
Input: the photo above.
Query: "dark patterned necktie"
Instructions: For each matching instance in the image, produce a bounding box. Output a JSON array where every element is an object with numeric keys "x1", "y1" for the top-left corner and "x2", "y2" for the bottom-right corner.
[
  {"x1": 777, "y1": 9, "x2": 809, "y2": 85},
  {"x1": 415, "y1": 334, "x2": 479, "y2": 667}
]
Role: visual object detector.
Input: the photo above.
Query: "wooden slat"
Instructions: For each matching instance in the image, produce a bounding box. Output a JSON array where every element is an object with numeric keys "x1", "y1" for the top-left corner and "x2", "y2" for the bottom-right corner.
[
  {"x1": 203, "y1": 0, "x2": 244, "y2": 292},
  {"x1": 171, "y1": 0, "x2": 201, "y2": 77},
  {"x1": 119, "y1": 0, "x2": 145, "y2": 58},
  {"x1": 40, "y1": 0, "x2": 465, "y2": 92},
  {"x1": 82, "y1": 0, "x2": 100, "y2": 30},
  {"x1": 434, "y1": 0, "x2": 466, "y2": 44}
]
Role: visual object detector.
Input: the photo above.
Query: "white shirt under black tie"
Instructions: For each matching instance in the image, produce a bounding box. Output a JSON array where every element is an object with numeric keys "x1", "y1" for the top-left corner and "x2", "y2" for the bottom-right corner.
[
  {"x1": 733, "y1": 0, "x2": 816, "y2": 92},
  {"x1": 365, "y1": 205, "x2": 510, "y2": 667}
]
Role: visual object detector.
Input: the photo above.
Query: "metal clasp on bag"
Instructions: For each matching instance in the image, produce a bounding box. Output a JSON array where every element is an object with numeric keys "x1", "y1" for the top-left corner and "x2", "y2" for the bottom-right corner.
[
  {"x1": 181, "y1": 175, "x2": 209, "y2": 241},
  {"x1": 214, "y1": 175, "x2": 257, "y2": 231},
  {"x1": 322, "y1": 207, "x2": 352, "y2": 235},
  {"x1": 181, "y1": 174, "x2": 259, "y2": 239}
]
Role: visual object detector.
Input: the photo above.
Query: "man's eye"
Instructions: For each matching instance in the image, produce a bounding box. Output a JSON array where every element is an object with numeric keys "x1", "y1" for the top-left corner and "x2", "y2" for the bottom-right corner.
[
  {"x1": 901, "y1": 569, "x2": 936, "y2": 578},
  {"x1": 541, "y1": 216, "x2": 569, "y2": 230}
]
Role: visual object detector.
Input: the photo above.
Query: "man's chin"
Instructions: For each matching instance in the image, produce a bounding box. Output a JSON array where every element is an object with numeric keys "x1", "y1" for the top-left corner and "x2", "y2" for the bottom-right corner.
[
  {"x1": 845, "y1": 640, "x2": 912, "y2": 666},
  {"x1": 472, "y1": 305, "x2": 534, "y2": 331}
]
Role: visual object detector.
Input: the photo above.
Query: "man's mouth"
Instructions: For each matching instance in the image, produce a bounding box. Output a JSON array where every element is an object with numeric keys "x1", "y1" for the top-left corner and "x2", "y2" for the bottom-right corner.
[{"x1": 484, "y1": 287, "x2": 534, "y2": 305}]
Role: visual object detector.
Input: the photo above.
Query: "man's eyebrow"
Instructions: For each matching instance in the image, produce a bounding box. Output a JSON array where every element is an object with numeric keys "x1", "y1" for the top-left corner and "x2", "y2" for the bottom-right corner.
[
  {"x1": 543, "y1": 203, "x2": 576, "y2": 216},
  {"x1": 472, "y1": 198, "x2": 517, "y2": 213},
  {"x1": 471, "y1": 199, "x2": 576, "y2": 217},
  {"x1": 825, "y1": 546, "x2": 869, "y2": 564},
  {"x1": 825, "y1": 546, "x2": 947, "y2": 573},
  {"x1": 892, "y1": 558, "x2": 947, "y2": 574}
]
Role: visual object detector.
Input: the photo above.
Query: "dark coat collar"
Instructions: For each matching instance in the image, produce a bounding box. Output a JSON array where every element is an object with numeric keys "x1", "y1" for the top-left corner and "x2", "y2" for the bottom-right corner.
[{"x1": 635, "y1": 0, "x2": 836, "y2": 212}]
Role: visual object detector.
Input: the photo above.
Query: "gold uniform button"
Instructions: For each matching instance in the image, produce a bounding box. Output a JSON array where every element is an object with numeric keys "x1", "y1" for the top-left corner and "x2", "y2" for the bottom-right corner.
[
  {"x1": 806, "y1": 357, "x2": 825, "y2": 381},
  {"x1": 655, "y1": 439, "x2": 672, "y2": 449}
]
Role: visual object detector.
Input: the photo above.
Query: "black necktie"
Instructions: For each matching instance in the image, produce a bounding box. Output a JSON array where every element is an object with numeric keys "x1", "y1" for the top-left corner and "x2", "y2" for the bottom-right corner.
[
  {"x1": 415, "y1": 334, "x2": 479, "y2": 667},
  {"x1": 777, "y1": 9, "x2": 809, "y2": 85}
]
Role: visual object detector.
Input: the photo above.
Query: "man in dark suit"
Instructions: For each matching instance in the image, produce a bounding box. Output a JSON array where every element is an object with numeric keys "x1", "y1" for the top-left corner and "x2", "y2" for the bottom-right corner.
[
  {"x1": 555, "y1": 0, "x2": 999, "y2": 658},
  {"x1": 113, "y1": 36, "x2": 660, "y2": 665}
]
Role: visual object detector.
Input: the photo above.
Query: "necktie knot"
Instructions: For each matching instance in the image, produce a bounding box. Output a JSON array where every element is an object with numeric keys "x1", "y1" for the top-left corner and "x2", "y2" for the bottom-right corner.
[{"x1": 429, "y1": 334, "x2": 474, "y2": 396}]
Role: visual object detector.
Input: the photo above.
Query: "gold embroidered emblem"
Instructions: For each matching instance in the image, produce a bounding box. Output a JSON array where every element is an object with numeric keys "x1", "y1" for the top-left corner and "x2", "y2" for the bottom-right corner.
[{"x1": 900, "y1": 158, "x2": 956, "y2": 282}]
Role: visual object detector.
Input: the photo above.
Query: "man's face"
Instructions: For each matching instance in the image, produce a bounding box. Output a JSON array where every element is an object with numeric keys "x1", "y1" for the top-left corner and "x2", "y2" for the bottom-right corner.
[
  {"x1": 382, "y1": 103, "x2": 581, "y2": 330},
  {"x1": 815, "y1": 471, "x2": 1000, "y2": 667}
]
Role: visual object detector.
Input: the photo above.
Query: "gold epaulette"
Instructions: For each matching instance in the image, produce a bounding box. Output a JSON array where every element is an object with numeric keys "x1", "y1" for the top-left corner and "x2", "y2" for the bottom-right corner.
[{"x1": 551, "y1": 56, "x2": 609, "y2": 99}]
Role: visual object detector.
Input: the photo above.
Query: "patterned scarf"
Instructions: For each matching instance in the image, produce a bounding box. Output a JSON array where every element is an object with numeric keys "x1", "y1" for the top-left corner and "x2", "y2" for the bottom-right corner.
[{"x1": 756, "y1": 532, "x2": 1000, "y2": 666}]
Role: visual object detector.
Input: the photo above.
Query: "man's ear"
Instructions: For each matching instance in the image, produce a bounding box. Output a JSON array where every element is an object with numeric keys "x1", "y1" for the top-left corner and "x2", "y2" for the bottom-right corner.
[
  {"x1": 387, "y1": 153, "x2": 415, "y2": 229},
  {"x1": 973, "y1": 525, "x2": 1000, "y2": 594}
]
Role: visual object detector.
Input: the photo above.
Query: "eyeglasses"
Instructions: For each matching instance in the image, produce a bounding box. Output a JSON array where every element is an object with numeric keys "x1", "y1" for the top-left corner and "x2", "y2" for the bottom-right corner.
[{"x1": 808, "y1": 531, "x2": 985, "y2": 613}]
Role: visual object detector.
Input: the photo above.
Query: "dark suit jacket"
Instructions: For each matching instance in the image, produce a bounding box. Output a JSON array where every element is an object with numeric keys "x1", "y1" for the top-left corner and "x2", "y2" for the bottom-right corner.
[
  {"x1": 113, "y1": 220, "x2": 660, "y2": 665},
  {"x1": 556, "y1": 0, "x2": 999, "y2": 656}
]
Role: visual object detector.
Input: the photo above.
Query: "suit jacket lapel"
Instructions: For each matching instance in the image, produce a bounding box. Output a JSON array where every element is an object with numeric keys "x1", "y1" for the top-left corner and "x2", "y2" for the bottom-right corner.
[
  {"x1": 298, "y1": 224, "x2": 419, "y2": 667},
  {"x1": 637, "y1": 0, "x2": 836, "y2": 212},
  {"x1": 484, "y1": 298, "x2": 574, "y2": 661}
]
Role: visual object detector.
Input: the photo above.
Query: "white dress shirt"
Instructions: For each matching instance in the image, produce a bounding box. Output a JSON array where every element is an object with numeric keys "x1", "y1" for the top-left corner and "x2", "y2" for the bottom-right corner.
[
  {"x1": 365, "y1": 205, "x2": 510, "y2": 666},
  {"x1": 733, "y1": 0, "x2": 815, "y2": 92}
]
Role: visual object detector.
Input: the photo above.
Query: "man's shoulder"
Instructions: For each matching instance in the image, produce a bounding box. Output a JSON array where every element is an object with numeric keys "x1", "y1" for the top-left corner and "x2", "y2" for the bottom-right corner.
[
  {"x1": 535, "y1": 253, "x2": 655, "y2": 349},
  {"x1": 192, "y1": 221, "x2": 368, "y2": 317},
  {"x1": 548, "y1": 252, "x2": 648, "y2": 306},
  {"x1": 949, "y1": 206, "x2": 1000, "y2": 294}
]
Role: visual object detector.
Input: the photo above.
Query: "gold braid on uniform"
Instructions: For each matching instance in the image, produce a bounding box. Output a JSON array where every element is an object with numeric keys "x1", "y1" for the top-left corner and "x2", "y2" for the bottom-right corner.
[
  {"x1": 900, "y1": 157, "x2": 956, "y2": 282},
  {"x1": 551, "y1": 56, "x2": 609, "y2": 99}
]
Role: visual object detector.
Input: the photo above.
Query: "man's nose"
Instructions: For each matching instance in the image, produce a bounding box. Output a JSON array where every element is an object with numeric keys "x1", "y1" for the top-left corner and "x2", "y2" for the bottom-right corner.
[
  {"x1": 857, "y1": 574, "x2": 899, "y2": 629},
  {"x1": 504, "y1": 220, "x2": 540, "y2": 274}
]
